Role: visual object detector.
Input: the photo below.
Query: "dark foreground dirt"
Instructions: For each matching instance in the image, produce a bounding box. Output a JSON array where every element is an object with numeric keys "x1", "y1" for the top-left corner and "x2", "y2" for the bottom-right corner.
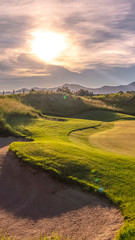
[{"x1": 0, "y1": 137, "x2": 123, "y2": 240}]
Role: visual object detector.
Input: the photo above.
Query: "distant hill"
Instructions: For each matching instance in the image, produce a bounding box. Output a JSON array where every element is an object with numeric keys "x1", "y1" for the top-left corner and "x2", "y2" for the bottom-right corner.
[
  {"x1": 1, "y1": 82, "x2": 135, "y2": 95},
  {"x1": 91, "y1": 82, "x2": 135, "y2": 94},
  {"x1": 60, "y1": 82, "x2": 135, "y2": 94}
]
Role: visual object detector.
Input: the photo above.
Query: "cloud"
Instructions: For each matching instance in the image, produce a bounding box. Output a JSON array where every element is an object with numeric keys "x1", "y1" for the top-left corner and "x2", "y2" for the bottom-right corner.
[
  {"x1": 0, "y1": 15, "x2": 34, "y2": 49},
  {"x1": 0, "y1": 52, "x2": 51, "y2": 78},
  {"x1": 1, "y1": 0, "x2": 135, "y2": 87}
]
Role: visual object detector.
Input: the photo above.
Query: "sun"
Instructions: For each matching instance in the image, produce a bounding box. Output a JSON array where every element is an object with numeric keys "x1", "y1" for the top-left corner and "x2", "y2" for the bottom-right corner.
[{"x1": 31, "y1": 31, "x2": 67, "y2": 62}]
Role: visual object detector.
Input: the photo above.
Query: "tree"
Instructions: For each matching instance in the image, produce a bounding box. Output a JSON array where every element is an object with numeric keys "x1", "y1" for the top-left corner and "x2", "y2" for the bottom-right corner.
[
  {"x1": 118, "y1": 91, "x2": 124, "y2": 95},
  {"x1": 56, "y1": 87, "x2": 72, "y2": 95},
  {"x1": 30, "y1": 88, "x2": 35, "y2": 92},
  {"x1": 75, "y1": 89, "x2": 93, "y2": 97}
]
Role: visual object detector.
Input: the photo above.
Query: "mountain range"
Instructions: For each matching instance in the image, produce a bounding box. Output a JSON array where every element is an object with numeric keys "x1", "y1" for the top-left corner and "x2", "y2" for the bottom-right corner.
[{"x1": 1, "y1": 82, "x2": 135, "y2": 95}]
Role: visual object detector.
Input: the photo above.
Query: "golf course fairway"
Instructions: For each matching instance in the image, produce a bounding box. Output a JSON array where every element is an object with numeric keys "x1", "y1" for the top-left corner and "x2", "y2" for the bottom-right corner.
[
  {"x1": 89, "y1": 120, "x2": 135, "y2": 156},
  {"x1": 9, "y1": 110, "x2": 135, "y2": 240}
]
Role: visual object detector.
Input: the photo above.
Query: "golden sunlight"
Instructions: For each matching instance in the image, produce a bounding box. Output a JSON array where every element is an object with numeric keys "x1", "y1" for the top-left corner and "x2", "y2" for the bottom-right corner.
[{"x1": 31, "y1": 31, "x2": 67, "y2": 62}]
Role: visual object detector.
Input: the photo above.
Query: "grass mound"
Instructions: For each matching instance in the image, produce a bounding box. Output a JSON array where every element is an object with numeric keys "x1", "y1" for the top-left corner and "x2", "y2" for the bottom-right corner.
[
  {"x1": 7, "y1": 92, "x2": 95, "y2": 117},
  {"x1": 0, "y1": 98, "x2": 39, "y2": 136},
  {"x1": 92, "y1": 91, "x2": 135, "y2": 115}
]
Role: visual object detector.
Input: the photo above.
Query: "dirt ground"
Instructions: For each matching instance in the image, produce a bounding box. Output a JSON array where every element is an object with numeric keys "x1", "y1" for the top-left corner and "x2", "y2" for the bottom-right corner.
[{"x1": 0, "y1": 137, "x2": 123, "y2": 240}]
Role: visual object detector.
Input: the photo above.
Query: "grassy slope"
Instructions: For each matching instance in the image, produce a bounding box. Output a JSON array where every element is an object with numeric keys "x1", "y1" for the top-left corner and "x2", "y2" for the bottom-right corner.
[
  {"x1": 8, "y1": 92, "x2": 94, "y2": 117},
  {"x1": 4, "y1": 91, "x2": 135, "y2": 117},
  {"x1": 8, "y1": 110, "x2": 135, "y2": 240},
  {"x1": 0, "y1": 97, "x2": 39, "y2": 136},
  {"x1": 92, "y1": 92, "x2": 135, "y2": 115}
]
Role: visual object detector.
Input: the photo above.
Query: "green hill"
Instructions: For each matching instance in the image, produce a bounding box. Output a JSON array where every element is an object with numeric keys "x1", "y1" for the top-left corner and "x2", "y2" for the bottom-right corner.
[{"x1": 1, "y1": 93, "x2": 135, "y2": 239}]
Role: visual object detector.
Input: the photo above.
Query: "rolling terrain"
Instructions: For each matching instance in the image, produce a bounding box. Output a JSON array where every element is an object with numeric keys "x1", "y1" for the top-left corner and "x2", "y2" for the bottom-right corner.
[{"x1": 0, "y1": 93, "x2": 135, "y2": 239}]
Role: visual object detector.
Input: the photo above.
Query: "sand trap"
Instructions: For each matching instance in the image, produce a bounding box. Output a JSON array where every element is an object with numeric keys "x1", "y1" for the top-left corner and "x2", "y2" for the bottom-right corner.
[{"x1": 0, "y1": 137, "x2": 123, "y2": 240}]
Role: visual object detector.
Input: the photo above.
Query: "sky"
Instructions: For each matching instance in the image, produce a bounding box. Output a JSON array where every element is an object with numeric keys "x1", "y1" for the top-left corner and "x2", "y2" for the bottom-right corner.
[{"x1": 1, "y1": 0, "x2": 135, "y2": 90}]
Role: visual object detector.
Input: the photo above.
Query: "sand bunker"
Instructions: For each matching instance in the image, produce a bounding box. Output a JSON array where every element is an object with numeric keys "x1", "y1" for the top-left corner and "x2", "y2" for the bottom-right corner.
[{"x1": 0, "y1": 137, "x2": 123, "y2": 240}]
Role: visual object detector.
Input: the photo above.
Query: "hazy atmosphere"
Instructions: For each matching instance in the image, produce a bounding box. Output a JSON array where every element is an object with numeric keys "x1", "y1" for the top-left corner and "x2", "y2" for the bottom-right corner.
[{"x1": 1, "y1": 0, "x2": 135, "y2": 90}]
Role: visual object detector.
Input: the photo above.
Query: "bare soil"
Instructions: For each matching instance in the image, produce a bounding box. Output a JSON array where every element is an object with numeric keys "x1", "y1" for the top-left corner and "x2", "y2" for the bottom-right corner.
[{"x1": 0, "y1": 137, "x2": 123, "y2": 240}]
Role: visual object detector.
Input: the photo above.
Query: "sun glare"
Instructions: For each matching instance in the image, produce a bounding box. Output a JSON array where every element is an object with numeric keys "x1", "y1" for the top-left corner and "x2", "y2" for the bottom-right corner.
[{"x1": 31, "y1": 31, "x2": 67, "y2": 62}]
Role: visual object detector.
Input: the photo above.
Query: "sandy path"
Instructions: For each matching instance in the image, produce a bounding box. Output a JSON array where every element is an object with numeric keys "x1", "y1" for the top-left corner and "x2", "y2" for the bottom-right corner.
[{"x1": 0, "y1": 137, "x2": 123, "y2": 240}]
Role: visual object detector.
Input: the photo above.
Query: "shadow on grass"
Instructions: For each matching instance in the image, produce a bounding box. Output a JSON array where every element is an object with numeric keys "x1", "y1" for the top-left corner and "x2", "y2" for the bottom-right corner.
[
  {"x1": 73, "y1": 109, "x2": 135, "y2": 122},
  {"x1": 6, "y1": 115, "x2": 35, "y2": 128},
  {"x1": 0, "y1": 137, "x2": 27, "y2": 148}
]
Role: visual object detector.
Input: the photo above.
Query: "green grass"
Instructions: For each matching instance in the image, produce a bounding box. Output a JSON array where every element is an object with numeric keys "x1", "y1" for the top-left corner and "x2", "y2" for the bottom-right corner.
[
  {"x1": 7, "y1": 109, "x2": 135, "y2": 240},
  {"x1": 0, "y1": 98, "x2": 39, "y2": 136},
  {"x1": 92, "y1": 91, "x2": 135, "y2": 115},
  {"x1": 89, "y1": 120, "x2": 135, "y2": 156},
  {"x1": 4, "y1": 90, "x2": 135, "y2": 117},
  {"x1": 0, "y1": 229, "x2": 15, "y2": 240},
  {"x1": 6, "y1": 92, "x2": 94, "y2": 117},
  {"x1": 1, "y1": 95, "x2": 135, "y2": 239}
]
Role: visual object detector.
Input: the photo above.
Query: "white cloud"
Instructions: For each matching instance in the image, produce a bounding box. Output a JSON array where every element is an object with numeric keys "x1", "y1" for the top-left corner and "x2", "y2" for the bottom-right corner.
[{"x1": 0, "y1": 0, "x2": 135, "y2": 74}]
